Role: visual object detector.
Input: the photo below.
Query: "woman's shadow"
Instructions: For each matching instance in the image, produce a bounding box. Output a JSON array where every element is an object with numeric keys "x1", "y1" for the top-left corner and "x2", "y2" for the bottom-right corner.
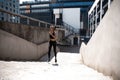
[{"x1": 52, "y1": 63, "x2": 59, "y2": 66}]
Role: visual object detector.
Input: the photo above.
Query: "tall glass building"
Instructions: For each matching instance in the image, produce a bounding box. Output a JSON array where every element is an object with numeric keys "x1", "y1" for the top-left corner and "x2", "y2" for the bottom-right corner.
[{"x1": 0, "y1": 0, "x2": 20, "y2": 23}]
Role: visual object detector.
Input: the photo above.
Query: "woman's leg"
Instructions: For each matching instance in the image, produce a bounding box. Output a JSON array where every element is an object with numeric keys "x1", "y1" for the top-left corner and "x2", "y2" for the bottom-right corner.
[
  {"x1": 53, "y1": 41, "x2": 57, "y2": 62},
  {"x1": 48, "y1": 41, "x2": 52, "y2": 61}
]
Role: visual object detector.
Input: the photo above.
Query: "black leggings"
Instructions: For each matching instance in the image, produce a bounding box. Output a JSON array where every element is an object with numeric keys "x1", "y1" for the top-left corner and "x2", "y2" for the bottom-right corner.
[{"x1": 48, "y1": 41, "x2": 57, "y2": 59}]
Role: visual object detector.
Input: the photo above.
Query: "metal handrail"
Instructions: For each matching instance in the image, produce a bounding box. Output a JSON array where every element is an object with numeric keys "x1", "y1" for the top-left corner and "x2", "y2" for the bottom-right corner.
[{"x1": 62, "y1": 21, "x2": 78, "y2": 34}]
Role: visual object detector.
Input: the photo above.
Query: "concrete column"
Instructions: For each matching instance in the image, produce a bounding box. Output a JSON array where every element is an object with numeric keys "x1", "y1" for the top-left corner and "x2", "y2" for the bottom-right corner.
[
  {"x1": 7, "y1": 14, "x2": 10, "y2": 22},
  {"x1": 54, "y1": 9, "x2": 60, "y2": 25},
  {"x1": 27, "y1": 18, "x2": 29, "y2": 25},
  {"x1": 46, "y1": 23, "x2": 47, "y2": 28},
  {"x1": 55, "y1": 17, "x2": 57, "y2": 25},
  {"x1": 55, "y1": 15, "x2": 59, "y2": 25},
  {"x1": 38, "y1": 22, "x2": 41, "y2": 27},
  {"x1": 12, "y1": 16, "x2": 15, "y2": 23},
  {"x1": 71, "y1": 37, "x2": 73, "y2": 45}
]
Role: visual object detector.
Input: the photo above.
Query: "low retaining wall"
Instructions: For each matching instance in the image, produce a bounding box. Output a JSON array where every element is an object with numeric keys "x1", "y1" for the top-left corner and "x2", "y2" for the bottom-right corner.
[
  {"x1": 0, "y1": 21, "x2": 49, "y2": 44},
  {"x1": 0, "y1": 21, "x2": 65, "y2": 45},
  {"x1": 0, "y1": 29, "x2": 49, "y2": 61}
]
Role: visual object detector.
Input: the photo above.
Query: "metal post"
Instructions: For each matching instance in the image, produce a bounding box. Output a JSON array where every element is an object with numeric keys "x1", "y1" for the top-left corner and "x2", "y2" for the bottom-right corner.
[
  {"x1": 92, "y1": 11, "x2": 94, "y2": 35},
  {"x1": 95, "y1": 5, "x2": 98, "y2": 29},
  {"x1": 108, "y1": 0, "x2": 111, "y2": 9},
  {"x1": 88, "y1": 14, "x2": 89, "y2": 37},
  {"x1": 55, "y1": 17, "x2": 56, "y2": 25},
  {"x1": 100, "y1": 0, "x2": 103, "y2": 21},
  {"x1": 89, "y1": 14, "x2": 92, "y2": 37},
  {"x1": 55, "y1": 16, "x2": 57, "y2": 25},
  {"x1": 90, "y1": 22, "x2": 91, "y2": 37}
]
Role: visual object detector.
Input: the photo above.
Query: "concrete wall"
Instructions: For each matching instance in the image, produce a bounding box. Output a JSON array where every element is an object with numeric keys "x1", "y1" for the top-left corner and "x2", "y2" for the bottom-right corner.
[
  {"x1": 80, "y1": 0, "x2": 120, "y2": 80},
  {"x1": 67, "y1": 35, "x2": 80, "y2": 45},
  {"x1": 0, "y1": 29, "x2": 49, "y2": 60},
  {"x1": 0, "y1": 21, "x2": 64, "y2": 44},
  {"x1": 0, "y1": 22, "x2": 64, "y2": 60},
  {"x1": 0, "y1": 21, "x2": 49, "y2": 44},
  {"x1": 56, "y1": 28, "x2": 65, "y2": 42}
]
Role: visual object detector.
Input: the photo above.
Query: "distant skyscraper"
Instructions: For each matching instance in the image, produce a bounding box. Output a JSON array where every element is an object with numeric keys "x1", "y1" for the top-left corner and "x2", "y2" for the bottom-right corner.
[{"x1": 0, "y1": 0, "x2": 20, "y2": 23}]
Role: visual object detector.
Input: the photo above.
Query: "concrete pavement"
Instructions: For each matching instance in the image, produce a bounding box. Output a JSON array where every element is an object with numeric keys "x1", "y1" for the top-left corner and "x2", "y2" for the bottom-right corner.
[{"x1": 0, "y1": 52, "x2": 113, "y2": 80}]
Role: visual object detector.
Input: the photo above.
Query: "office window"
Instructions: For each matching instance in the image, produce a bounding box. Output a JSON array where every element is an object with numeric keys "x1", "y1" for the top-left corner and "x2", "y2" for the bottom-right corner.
[
  {"x1": 9, "y1": 3, "x2": 12, "y2": 6},
  {"x1": 6, "y1": 7, "x2": 8, "y2": 10},
  {"x1": 1, "y1": 17, "x2": 4, "y2": 21},
  {"x1": 13, "y1": 0, "x2": 15, "y2": 3},
  {"x1": 10, "y1": 8, "x2": 12, "y2": 11},
  {"x1": 1, "y1": 12, "x2": 4, "y2": 16},
  {"x1": 13, "y1": 9, "x2": 15, "y2": 12},
  {"x1": 1, "y1": 5, "x2": 3, "y2": 8},
  {"x1": 6, "y1": 2, "x2": 8, "y2": 6},
  {"x1": 13, "y1": 4, "x2": 15, "y2": 8}
]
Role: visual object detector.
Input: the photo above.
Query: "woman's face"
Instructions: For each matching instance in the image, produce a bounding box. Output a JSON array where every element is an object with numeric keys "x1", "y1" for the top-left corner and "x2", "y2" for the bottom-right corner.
[{"x1": 50, "y1": 26, "x2": 54, "y2": 31}]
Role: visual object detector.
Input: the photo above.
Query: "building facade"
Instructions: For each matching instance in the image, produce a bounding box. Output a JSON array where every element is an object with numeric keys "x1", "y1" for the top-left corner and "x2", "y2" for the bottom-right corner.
[
  {"x1": 20, "y1": 1, "x2": 54, "y2": 23},
  {"x1": 88, "y1": 0, "x2": 113, "y2": 37},
  {"x1": 0, "y1": 0, "x2": 20, "y2": 23}
]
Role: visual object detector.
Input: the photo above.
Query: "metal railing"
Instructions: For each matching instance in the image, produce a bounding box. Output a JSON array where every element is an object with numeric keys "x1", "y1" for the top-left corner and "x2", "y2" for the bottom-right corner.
[
  {"x1": 62, "y1": 21, "x2": 79, "y2": 34},
  {"x1": 55, "y1": 21, "x2": 80, "y2": 45},
  {"x1": 0, "y1": 8, "x2": 51, "y2": 28},
  {"x1": 88, "y1": 0, "x2": 113, "y2": 37}
]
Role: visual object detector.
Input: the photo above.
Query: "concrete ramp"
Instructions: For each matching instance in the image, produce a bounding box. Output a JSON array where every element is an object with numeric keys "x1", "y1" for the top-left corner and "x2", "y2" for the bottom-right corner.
[
  {"x1": 80, "y1": 0, "x2": 120, "y2": 80},
  {"x1": 0, "y1": 29, "x2": 49, "y2": 60},
  {"x1": 0, "y1": 52, "x2": 112, "y2": 80}
]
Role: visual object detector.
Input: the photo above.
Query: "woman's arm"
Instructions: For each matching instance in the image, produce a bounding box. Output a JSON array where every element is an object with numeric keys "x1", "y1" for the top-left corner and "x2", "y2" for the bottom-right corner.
[
  {"x1": 49, "y1": 32, "x2": 57, "y2": 41},
  {"x1": 49, "y1": 32, "x2": 56, "y2": 39}
]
